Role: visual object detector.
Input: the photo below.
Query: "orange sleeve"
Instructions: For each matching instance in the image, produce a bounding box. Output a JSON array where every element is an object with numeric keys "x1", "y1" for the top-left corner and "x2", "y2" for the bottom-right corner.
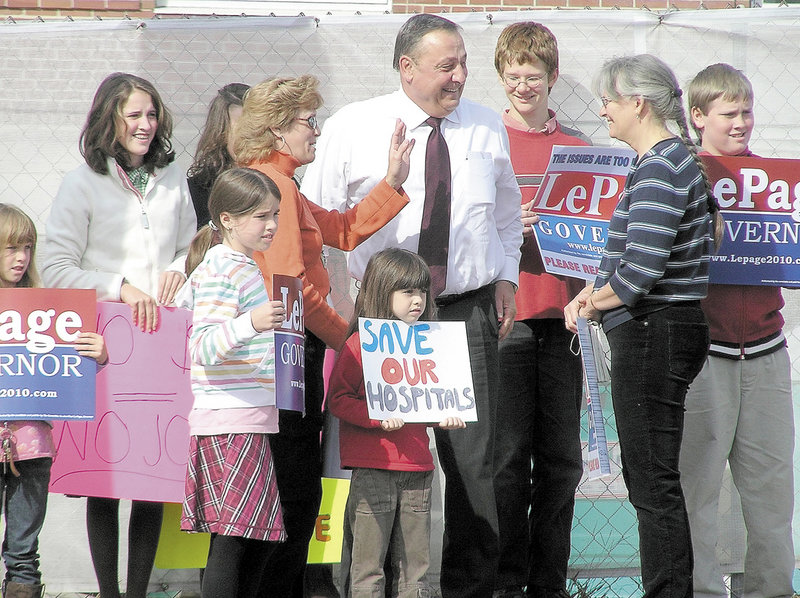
[{"x1": 309, "y1": 179, "x2": 409, "y2": 251}]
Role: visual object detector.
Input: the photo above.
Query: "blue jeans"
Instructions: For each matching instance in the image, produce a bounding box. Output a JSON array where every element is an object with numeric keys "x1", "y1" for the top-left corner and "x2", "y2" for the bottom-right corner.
[
  {"x1": 1, "y1": 457, "x2": 51, "y2": 585},
  {"x1": 494, "y1": 319, "x2": 583, "y2": 592},
  {"x1": 606, "y1": 304, "x2": 708, "y2": 598}
]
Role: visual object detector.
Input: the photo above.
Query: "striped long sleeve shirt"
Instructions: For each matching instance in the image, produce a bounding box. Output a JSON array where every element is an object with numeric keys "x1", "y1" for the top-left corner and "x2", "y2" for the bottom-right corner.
[
  {"x1": 595, "y1": 138, "x2": 713, "y2": 332},
  {"x1": 181, "y1": 244, "x2": 276, "y2": 410}
]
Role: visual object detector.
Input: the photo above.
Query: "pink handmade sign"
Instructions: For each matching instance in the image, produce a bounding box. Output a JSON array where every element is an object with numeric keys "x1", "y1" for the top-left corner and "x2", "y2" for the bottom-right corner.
[{"x1": 49, "y1": 302, "x2": 193, "y2": 502}]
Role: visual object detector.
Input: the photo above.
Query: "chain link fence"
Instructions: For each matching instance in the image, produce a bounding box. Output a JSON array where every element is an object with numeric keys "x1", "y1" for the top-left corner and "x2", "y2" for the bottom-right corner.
[{"x1": 2, "y1": 8, "x2": 800, "y2": 595}]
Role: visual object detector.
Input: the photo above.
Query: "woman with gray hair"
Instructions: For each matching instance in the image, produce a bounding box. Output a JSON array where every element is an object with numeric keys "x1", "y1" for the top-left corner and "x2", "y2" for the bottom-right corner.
[
  {"x1": 234, "y1": 74, "x2": 414, "y2": 597},
  {"x1": 564, "y1": 54, "x2": 720, "y2": 598}
]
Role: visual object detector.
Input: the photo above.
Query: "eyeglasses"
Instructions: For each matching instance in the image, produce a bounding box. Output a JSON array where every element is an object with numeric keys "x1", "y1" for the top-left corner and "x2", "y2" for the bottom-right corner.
[
  {"x1": 503, "y1": 74, "x2": 546, "y2": 89},
  {"x1": 294, "y1": 115, "x2": 319, "y2": 130},
  {"x1": 600, "y1": 96, "x2": 615, "y2": 107}
]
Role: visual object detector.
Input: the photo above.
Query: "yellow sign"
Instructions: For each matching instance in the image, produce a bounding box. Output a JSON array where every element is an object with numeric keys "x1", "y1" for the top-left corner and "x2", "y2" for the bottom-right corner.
[
  {"x1": 154, "y1": 502, "x2": 211, "y2": 569},
  {"x1": 307, "y1": 477, "x2": 351, "y2": 564},
  {"x1": 153, "y1": 477, "x2": 350, "y2": 568}
]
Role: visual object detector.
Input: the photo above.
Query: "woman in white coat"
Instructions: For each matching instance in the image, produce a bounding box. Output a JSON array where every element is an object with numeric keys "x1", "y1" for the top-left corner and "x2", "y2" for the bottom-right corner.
[{"x1": 43, "y1": 72, "x2": 196, "y2": 598}]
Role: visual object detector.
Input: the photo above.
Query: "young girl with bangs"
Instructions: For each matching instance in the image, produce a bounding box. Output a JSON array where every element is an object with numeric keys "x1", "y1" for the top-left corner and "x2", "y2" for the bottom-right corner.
[
  {"x1": 327, "y1": 247, "x2": 465, "y2": 598},
  {"x1": 176, "y1": 167, "x2": 288, "y2": 598}
]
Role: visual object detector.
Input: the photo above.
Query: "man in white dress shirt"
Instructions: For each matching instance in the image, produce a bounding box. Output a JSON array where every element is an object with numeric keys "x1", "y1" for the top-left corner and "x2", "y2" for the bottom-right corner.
[{"x1": 302, "y1": 14, "x2": 522, "y2": 598}]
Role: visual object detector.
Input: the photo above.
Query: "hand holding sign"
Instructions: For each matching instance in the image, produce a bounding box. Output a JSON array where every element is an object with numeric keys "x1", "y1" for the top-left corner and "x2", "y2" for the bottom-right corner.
[
  {"x1": 380, "y1": 418, "x2": 405, "y2": 431},
  {"x1": 73, "y1": 331, "x2": 108, "y2": 364},
  {"x1": 120, "y1": 282, "x2": 159, "y2": 332},
  {"x1": 521, "y1": 200, "x2": 540, "y2": 239},
  {"x1": 251, "y1": 300, "x2": 286, "y2": 332},
  {"x1": 438, "y1": 416, "x2": 466, "y2": 430}
]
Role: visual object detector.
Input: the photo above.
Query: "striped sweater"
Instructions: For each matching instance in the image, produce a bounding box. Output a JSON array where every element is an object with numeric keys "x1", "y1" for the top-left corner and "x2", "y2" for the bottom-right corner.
[
  {"x1": 595, "y1": 138, "x2": 712, "y2": 332},
  {"x1": 178, "y1": 243, "x2": 276, "y2": 410}
]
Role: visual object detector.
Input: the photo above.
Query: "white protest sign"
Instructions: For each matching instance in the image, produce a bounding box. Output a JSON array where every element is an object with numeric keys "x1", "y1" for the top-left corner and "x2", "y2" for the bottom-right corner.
[{"x1": 358, "y1": 318, "x2": 476, "y2": 423}]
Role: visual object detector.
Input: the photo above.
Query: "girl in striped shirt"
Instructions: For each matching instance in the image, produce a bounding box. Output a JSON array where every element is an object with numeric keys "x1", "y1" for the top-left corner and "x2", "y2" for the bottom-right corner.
[{"x1": 176, "y1": 167, "x2": 287, "y2": 598}]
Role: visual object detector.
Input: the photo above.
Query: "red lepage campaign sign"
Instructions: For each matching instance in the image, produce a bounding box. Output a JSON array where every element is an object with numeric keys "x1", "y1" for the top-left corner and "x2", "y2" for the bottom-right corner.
[
  {"x1": 704, "y1": 154, "x2": 800, "y2": 286},
  {"x1": 534, "y1": 149, "x2": 800, "y2": 286},
  {"x1": 531, "y1": 145, "x2": 636, "y2": 281},
  {"x1": 0, "y1": 288, "x2": 96, "y2": 419}
]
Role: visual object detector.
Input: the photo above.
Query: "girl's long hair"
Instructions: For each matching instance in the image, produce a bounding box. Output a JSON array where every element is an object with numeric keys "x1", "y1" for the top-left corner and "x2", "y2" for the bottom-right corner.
[
  {"x1": 80, "y1": 72, "x2": 175, "y2": 175},
  {"x1": 187, "y1": 83, "x2": 250, "y2": 188},
  {"x1": 347, "y1": 248, "x2": 435, "y2": 338},
  {"x1": 0, "y1": 203, "x2": 40, "y2": 288}
]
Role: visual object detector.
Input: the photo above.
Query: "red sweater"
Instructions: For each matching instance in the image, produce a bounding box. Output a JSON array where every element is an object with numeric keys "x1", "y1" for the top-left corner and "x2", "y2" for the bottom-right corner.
[
  {"x1": 250, "y1": 151, "x2": 408, "y2": 350},
  {"x1": 327, "y1": 333, "x2": 435, "y2": 472},
  {"x1": 504, "y1": 111, "x2": 588, "y2": 320},
  {"x1": 702, "y1": 284, "x2": 784, "y2": 354}
]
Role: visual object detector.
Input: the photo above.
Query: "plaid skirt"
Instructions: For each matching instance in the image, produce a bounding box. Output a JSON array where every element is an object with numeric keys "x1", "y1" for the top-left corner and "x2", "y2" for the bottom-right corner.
[{"x1": 181, "y1": 433, "x2": 286, "y2": 542}]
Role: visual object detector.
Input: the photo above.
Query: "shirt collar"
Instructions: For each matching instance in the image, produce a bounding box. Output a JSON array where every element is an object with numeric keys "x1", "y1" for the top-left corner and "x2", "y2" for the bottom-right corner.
[
  {"x1": 262, "y1": 150, "x2": 302, "y2": 177},
  {"x1": 699, "y1": 148, "x2": 753, "y2": 157},
  {"x1": 502, "y1": 108, "x2": 558, "y2": 134},
  {"x1": 395, "y1": 88, "x2": 462, "y2": 132}
]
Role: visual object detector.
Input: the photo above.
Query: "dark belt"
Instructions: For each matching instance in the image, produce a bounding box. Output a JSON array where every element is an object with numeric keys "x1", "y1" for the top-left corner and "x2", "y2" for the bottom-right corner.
[{"x1": 435, "y1": 284, "x2": 494, "y2": 308}]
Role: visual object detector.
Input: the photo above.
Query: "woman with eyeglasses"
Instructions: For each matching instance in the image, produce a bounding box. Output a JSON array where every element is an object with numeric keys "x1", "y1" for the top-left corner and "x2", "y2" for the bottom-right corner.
[
  {"x1": 233, "y1": 75, "x2": 414, "y2": 597},
  {"x1": 564, "y1": 55, "x2": 722, "y2": 598}
]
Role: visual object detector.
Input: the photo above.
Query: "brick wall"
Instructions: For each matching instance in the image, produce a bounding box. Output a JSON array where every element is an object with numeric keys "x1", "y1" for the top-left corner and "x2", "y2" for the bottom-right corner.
[
  {"x1": 0, "y1": 0, "x2": 749, "y2": 21},
  {"x1": 393, "y1": 0, "x2": 748, "y2": 11},
  {"x1": 1, "y1": 0, "x2": 154, "y2": 19}
]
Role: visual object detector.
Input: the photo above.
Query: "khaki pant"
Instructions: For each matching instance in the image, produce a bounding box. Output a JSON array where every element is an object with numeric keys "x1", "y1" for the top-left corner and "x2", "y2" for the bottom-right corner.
[
  {"x1": 680, "y1": 349, "x2": 795, "y2": 598},
  {"x1": 342, "y1": 468, "x2": 434, "y2": 598}
]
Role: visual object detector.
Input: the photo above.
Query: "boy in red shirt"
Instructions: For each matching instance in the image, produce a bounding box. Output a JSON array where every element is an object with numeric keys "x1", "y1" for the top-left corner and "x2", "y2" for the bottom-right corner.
[
  {"x1": 492, "y1": 22, "x2": 589, "y2": 598},
  {"x1": 679, "y1": 63, "x2": 795, "y2": 598}
]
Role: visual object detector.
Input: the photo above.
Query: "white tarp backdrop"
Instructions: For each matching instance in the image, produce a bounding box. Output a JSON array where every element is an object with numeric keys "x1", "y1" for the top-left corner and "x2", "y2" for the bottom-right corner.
[{"x1": 1, "y1": 8, "x2": 800, "y2": 594}]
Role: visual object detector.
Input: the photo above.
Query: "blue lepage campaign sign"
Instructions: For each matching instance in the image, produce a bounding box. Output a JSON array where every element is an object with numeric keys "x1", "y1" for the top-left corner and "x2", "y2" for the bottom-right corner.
[
  {"x1": 531, "y1": 145, "x2": 637, "y2": 281},
  {"x1": 274, "y1": 274, "x2": 305, "y2": 412},
  {"x1": 0, "y1": 288, "x2": 97, "y2": 419}
]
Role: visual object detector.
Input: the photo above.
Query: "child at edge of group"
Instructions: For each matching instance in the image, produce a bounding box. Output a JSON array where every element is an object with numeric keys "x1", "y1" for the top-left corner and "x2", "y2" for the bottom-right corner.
[
  {"x1": 492, "y1": 21, "x2": 590, "y2": 598},
  {"x1": 175, "y1": 167, "x2": 289, "y2": 598},
  {"x1": 678, "y1": 63, "x2": 797, "y2": 598},
  {"x1": 327, "y1": 247, "x2": 466, "y2": 598},
  {"x1": 0, "y1": 203, "x2": 108, "y2": 598}
]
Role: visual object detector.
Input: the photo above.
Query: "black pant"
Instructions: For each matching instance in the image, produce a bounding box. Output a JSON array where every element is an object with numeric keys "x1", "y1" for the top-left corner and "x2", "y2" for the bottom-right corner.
[
  {"x1": 204, "y1": 533, "x2": 277, "y2": 598},
  {"x1": 494, "y1": 319, "x2": 583, "y2": 593},
  {"x1": 433, "y1": 285, "x2": 500, "y2": 598},
  {"x1": 259, "y1": 331, "x2": 325, "y2": 597},
  {"x1": 607, "y1": 304, "x2": 708, "y2": 598}
]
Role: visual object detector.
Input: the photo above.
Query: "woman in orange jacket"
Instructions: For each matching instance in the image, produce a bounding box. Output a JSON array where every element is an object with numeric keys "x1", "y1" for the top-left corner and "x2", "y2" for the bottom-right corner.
[{"x1": 234, "y1": 75, "x2": 414, "y2": 597}]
